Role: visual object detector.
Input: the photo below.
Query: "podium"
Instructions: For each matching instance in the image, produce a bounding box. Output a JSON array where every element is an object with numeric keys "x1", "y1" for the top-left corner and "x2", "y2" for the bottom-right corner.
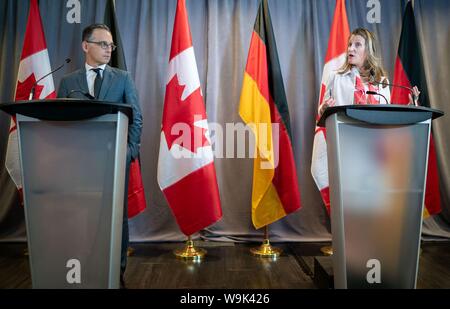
[
  {"x1": 0, "y1": 99, "x2": 132, "y2": 288},
  {"x1": 318, "y1": 104, "x2": 443, "y2": 289}
]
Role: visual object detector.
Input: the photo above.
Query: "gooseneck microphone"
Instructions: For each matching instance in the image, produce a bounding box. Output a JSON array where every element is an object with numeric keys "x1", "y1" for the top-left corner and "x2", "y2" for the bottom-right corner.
[
  {"x1": 67, "y1": 90, "x2": 95, "y2": 100},
  {"x1": 369, "y1": 69, "x2": 417, "y2": 105},
  {"x1": 28, "y1": 58, "x2": 71, "y2": 100},
  {"x1": 366, "y1": 90, "x2": 389, "y2": 105}
]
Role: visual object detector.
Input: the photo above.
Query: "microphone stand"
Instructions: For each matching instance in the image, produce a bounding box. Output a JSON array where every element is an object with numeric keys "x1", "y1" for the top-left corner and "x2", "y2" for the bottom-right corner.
[
  {"x1": 366, "y1": 90, "x2": 389, "y2": 105},
  {"x1": 67, "y1": 90, "x2": 95, "y2": 100},
  {"x1": 28, "y1": 58, "x2": 71, "y2": 100},
  {"x1": 369, "y1": 77, "x2": 417, "y2": 106}
]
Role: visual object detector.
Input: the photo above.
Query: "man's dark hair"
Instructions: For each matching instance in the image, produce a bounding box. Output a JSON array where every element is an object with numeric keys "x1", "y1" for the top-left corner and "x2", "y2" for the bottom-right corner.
[{"x1": 82, "y1": 24, "x2": 111, "y2": 42}]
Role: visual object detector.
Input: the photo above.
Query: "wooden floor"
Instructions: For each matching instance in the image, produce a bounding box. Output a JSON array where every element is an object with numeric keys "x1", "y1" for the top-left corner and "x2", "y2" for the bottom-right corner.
[{"x1": 0, "y1": 241, "x2": 449, "y2": 289}]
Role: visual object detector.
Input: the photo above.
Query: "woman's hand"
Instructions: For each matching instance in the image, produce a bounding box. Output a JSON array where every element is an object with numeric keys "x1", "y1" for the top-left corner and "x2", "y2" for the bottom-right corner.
[
  {"x1": 408, "y1": 86, "x2": 420, "y2": 106},
  {"x1": 319, "y1": 97, "x2": 336, "y2": 116}
]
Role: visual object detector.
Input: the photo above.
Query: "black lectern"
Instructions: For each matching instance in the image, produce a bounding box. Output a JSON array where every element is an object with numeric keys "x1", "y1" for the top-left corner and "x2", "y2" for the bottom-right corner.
[
  {"x1": 318, "y1": 104, "x2": 443, "y2": 289},
  {"x1": 0, "y1": 99, "x2": 132, "y2": 288}
]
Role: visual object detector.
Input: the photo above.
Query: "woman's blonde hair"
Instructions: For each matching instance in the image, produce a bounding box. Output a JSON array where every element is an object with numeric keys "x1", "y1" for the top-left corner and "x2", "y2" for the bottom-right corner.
[{"x1": 338, "y1": 28, "x2": 388, "y2": 86}]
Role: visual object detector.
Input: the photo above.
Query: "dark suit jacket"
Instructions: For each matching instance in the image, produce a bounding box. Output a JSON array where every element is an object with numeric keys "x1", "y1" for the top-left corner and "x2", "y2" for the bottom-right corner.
[{"x1": 57, "y1": 65, "x2": 143, "y2": 162}]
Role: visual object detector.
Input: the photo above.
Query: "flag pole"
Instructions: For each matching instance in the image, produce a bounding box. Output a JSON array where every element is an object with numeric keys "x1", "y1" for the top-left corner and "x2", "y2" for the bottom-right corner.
[
  {"x1": 250, "y1": 225, "x2": 281, "y2": 258},
  {"x1": 173, "y1": 235, "x2": 206, "y2": 261}
]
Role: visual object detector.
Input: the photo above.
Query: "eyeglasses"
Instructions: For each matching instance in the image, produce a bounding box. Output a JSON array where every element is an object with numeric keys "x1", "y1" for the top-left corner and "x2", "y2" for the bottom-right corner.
[{"x1": 86, "y1": 40, "x2": 117, "y2": 51}]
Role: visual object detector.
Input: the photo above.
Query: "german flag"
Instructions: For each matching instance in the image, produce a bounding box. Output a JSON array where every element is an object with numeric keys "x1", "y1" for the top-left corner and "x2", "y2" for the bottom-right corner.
[
  {"x1": 104, "y1": 0, "x2": 127, "y2": 70},
  {"x1": 392, "y1": 1, "x2": 440, "y2": 216},
  {"x1": 104, "y1": 0, "x2": 147, "y2": 219},
  {"x1": 239, "y1": 0, "x2": 301, "y2": 229}
]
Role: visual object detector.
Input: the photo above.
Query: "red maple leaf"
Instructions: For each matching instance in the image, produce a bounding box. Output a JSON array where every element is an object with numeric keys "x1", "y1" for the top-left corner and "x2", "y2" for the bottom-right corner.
[
  {"x1": 15, "y1": 73, "x2": 44, "y2": 101},
  {"x1": 162, "y1": 75, "x2": 209, "y2": 153},
  {"x1": 8, "y1": 73, "x2": 44, "y2": 133}
]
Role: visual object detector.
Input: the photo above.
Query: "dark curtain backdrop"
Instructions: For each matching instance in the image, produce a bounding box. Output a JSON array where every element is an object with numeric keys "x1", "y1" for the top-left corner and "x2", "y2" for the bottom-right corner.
[{"x1": 0, "y1": 0, "x2": 449, "y2": 242}]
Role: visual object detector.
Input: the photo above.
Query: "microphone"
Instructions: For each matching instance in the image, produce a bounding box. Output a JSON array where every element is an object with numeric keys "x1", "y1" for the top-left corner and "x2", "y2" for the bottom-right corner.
[
  {"x1": 369, "y1": 69, "x2": 417, "y2": 105},
  {"x1": 29, "y1": 58, "x2": 71, "y2": 100},
  {"x1": 366, "y1": 90, "x2": 389, "y2": 105},
  {"x1": 67, "y1": 90, "x2": 95, "y2": 100}
]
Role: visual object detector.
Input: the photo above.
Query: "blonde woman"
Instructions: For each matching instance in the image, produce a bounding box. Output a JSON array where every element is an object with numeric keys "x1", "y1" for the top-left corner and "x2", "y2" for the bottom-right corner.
[{"x1": 319, "y1": 28, "x2": 419, "y2": 116}]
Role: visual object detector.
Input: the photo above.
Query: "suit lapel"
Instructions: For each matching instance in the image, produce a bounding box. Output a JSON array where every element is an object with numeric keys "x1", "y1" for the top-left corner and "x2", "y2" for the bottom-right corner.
[
  {"x1": 76, "y1": 69, "x2": 89, "y2": 95},
  {"x1": 98, "y1": 65, "x2": 116, "y2": 100}
]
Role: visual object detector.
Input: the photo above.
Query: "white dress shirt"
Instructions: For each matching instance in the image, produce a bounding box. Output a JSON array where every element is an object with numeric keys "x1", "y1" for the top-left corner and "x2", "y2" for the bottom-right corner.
[
  {"x1": 323, "y1": 67, "x2": 391, "y2": 107},
  {"x1": 85, "y1": 63, "x2": 107, "y2": 97}
]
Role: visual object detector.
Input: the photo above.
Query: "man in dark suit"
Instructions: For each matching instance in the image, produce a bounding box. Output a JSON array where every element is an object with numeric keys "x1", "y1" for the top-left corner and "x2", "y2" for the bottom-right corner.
[{"x1": 57, "y1": 24, "x2": 143, "y2": 287}]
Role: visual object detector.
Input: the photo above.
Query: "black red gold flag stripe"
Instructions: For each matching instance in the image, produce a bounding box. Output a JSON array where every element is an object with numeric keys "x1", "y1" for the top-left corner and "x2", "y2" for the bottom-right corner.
[
  {"x1": 239, "y1": 0, "x2": 301, "y2": 229},
  {"x1": 392, "y1": 1, "x2": 440, "y2": 216}
]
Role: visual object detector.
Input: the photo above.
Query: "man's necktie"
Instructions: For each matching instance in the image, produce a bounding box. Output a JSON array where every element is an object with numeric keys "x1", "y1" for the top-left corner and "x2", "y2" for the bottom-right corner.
[{"x1": 91, "y1": 68, "x2": 103, "y2": 99}]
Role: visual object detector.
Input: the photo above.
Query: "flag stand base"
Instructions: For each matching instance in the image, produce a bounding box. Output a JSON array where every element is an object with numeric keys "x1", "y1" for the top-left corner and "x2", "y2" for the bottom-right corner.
[
  {"x1": 250, "y1": 226, "x2": 281, "y2": 258},
  {"x1": 174, "y1": 237, "x2": 206, "y2": 261},
  {"x1": 127, "y1": 246, "x2": 135, "y2": 257},
  {"x1": 250, "y1": 239, "x2": 281, "y2": 258},
  {"x1": 320, "y1": 245, "x2": 333, "y2": 256}
]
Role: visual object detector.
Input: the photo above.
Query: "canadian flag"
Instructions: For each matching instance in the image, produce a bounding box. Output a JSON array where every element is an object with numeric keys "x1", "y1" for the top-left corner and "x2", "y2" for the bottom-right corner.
[
  {"x1": 6, "y1": 0, "x2": 56, "y2": 190},
  {"x1": 311, "y1": 0, "x2": 350, "y2": 214},
  {"x1": 157, "y1": 0, "x2": 222, "y2": 236}
]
